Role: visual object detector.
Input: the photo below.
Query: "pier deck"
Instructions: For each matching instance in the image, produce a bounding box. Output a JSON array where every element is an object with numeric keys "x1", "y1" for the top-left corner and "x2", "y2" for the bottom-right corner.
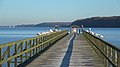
[{"x1": 19, "y1": 34, "x2": 104, "y2": 67}]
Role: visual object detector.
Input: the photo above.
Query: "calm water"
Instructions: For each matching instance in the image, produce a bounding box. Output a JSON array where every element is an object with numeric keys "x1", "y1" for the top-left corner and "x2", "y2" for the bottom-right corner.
[
  {"x1": 0, "y1": 27, "x2": 70, "y2": 44},
  {"x1": 0, "y1": 27, "x2": 120, "y2": 48},
  {"x1": 0, "y1": 27, "x2": 120, "y2": 66},
  {"x1": 90, "y1": 28, "x2": 120, "y2": 48}
]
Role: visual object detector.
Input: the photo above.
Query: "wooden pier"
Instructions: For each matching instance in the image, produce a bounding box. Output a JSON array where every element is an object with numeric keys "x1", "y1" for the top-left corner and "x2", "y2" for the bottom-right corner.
[
  {"x1": 0, "y1": 30, "x2": 120, "y2": 67},
  {"x1": 21, "y1": 33, "x2": 104, "y2": 67}
]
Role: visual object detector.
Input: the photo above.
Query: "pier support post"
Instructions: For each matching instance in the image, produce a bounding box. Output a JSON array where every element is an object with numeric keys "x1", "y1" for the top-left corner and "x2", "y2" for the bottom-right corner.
[
  {"x1": 112, "y1": 49, "x2": 116, "y2": 64},
  {"x1": 117, "y1": 52, "x2": 120, "y2": 67},
  {"x1": 8, "y1": 46, "x2": 11, "y2": 67},
  {"x1": 14, "y1": 44, "x2": 17, "y2": 67},
  {"x1": 20, "y1": 43, "x2": 23, "y2": 64},
  {"x1": 25, "y1": 41, "x2": 28, "y2": 60},
  {"x1": 30, "y1": 40, "x2": 32, "y2": 57},
  {"x1": 0, "y1": 48, "x2": 2, "y2": 67}
]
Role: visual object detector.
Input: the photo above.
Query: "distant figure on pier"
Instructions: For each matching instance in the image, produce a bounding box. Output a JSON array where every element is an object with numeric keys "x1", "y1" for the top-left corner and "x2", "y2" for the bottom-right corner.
[
  {"x1": 88, "y1": 28, "x2": 92, "y2": 32},
  {"x1": 71, "y1": 25, "x2": 79, "y2": 34}
]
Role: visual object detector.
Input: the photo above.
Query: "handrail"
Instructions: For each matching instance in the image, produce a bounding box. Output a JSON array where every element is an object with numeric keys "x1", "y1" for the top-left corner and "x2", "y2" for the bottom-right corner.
[
  {"x1": 82, "y1": 30, "x2": 120, "y2": 67},
  {"x1": 0, "y1": 30, "x2": 68, "y2": 67}
]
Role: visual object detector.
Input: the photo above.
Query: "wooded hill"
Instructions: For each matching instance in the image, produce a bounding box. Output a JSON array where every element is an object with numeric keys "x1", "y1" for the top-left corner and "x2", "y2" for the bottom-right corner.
[
  {"x1": 15, "y1": 22, "x2": 72, "y2": 27},
  {"x1": 71, "y1": 16, "x2": 120, "y2": 28}
]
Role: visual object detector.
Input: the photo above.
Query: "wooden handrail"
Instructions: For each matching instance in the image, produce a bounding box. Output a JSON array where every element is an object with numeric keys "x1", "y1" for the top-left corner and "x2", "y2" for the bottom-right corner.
[
  {"x1": 82, "y1": 30, "x2": 120, "y2": 67},
  {"x1": 0, "y1": 30, "x2": 68, "y2": 67}
]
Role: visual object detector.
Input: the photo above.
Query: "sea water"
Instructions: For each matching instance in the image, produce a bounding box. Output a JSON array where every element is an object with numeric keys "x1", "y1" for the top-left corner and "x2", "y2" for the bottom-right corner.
[
  {"x1": 0, "y1": 27, "x2": 120, "y2": 67},
  {"x1": 0, "y1": 27, "x2": 120, "y2": 48}
]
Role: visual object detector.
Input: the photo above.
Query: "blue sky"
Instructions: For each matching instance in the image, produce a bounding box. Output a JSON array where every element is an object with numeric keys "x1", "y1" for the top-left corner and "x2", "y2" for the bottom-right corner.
[{"x1": 0, "y1": 0, "x2": 120, "y2": 26}]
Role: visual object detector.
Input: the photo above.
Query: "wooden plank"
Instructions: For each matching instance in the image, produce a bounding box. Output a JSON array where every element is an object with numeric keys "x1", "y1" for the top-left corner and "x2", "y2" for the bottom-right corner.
[
  {"x1": 25, "y1": 41, "x2": 28, "y2": 60},
  {"x1": 2, "y1": 48, "x2": 9, "y2": 60},
  {"x1": 112, "y1": 49, "x2": 116, "y2": 64},
  {"x1": 32, "y1": 39, "x2": 35, "y2": 56},
  {"x1": 108, "y1": 46, "x2": 111, "y2": 67},
  {"x1": 36, "y1": 38, "x2": 38, "y2": 53},
  {"x1": 117, "y1": 52, "x2": 120, "y2": 67},
  {"x1": 24, "y1": 34, "x2": 104, "y2": 67},
  {"x1": 8, "y1": 46, "x2": 11, "y2": 67},
  {"x1": 29, "y1": 40, "x2": 32, "y2": 57},
  {"x1": 0, "y1": 48, "x2": 2, "y2": 67},
  {"x1": 20, "y1": 42, "x2": 23, "y2": 63},
  {"x1": 14, "y1": 44, "x2": 17, "y2": 67}
]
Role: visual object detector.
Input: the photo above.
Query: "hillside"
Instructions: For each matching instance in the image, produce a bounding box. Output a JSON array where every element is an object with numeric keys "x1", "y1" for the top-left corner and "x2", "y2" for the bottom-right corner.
[
  {"x1": 15, "y1": 16, "x2": 120, "y2": 28},
  {"x1": 16, "y1": 22, "x2": 72, "y2": 27},
  {"x1": 35, "y1": 22, "x2": 71, "y2": 27},
  {"x1": 71, "y1": 16, "x2": 120, "y2": 28}
]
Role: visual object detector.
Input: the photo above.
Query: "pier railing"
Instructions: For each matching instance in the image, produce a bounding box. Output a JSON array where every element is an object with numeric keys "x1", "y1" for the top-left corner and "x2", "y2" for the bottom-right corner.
[
  {"x1": 82, "y1": 30, "x2": 120, "y2": 67},
  {"x1": 0, "y1": 30, "x2": 68, "y2": 67}
]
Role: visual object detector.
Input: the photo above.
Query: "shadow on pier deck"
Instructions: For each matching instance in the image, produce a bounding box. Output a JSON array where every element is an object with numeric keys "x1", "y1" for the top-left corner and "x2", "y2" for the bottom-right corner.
[{"x1": 18, "y1": 33, "x2": 104, "y2": 67}]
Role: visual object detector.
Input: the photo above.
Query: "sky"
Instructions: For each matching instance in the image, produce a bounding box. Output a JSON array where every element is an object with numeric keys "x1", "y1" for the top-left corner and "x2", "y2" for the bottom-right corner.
[{"x1": 0, "y1": 0, "x2": 120, "y2": 26}]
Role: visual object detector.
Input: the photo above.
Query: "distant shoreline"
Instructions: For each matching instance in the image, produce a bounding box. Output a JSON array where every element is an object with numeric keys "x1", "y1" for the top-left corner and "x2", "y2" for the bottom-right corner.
[
  {"x1": 1, "y1": 16, "x2": 120, "y2": 28},
  {"x1": 1, "y1": 26, "x2": 120, "y2": 28}
]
